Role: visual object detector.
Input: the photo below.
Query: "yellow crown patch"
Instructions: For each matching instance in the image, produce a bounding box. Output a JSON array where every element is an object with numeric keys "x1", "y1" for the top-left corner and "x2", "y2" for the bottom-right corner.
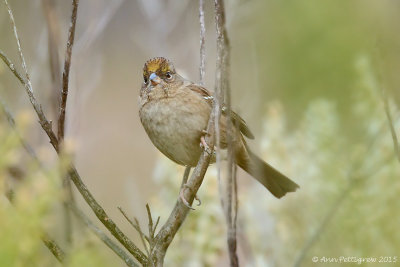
[{"x1": 144, "y1": 57, "x2": 173, "y2": 73}]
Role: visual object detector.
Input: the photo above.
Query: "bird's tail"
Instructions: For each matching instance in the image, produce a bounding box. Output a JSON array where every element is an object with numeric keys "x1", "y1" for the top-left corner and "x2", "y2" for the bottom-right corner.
[{"x1": 236, "y1": 149, "x2": 299, "y2": 198}]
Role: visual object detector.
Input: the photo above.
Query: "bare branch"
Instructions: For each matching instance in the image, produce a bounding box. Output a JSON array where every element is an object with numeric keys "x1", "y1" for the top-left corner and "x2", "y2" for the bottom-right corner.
[
  {"x1": 199, "y1": 0, "x2": 206, "y2": 85},
  {"x1": 0, "y1": 50, "x2": 25, "y2": 84},
  {"x1": 4, "y1": 0, "x2": 30, "y2": 82},
  {"x1": 42, "y1": 0, "x2": 62, "y2": 118},
  {"x1": 58, "y1": 0, "x2": 79, "y2": 141},
  {"x1": 41, "y1": 233, "x2": 67, "y2": 263},
  {"x1": 214, "y1": 0, "x2": 239, "y2": 265}
]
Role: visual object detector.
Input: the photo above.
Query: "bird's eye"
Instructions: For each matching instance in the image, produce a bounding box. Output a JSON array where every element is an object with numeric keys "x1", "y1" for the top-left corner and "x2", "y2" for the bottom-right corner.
[{"x1": 165, "y1": 72, "x2": 173, "y2": 80}]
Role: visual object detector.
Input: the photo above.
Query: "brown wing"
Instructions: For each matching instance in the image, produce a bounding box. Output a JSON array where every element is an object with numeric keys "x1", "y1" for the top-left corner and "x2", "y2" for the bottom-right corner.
[
  {"x1": 186, "y1": 84, "x2": 255, "y2": 139},
  {"x1": 229, "y1": 110, "x2": 255, "y2": 139}
]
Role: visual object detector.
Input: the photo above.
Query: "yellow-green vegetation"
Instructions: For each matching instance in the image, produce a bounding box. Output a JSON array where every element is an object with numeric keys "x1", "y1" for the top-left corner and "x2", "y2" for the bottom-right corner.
[
  {"x1": 151, "y1": 54, "x2": 399, "y2": 266},
  {"x1": 0, "y1": 115, "x2": 116, "y2": 267}
]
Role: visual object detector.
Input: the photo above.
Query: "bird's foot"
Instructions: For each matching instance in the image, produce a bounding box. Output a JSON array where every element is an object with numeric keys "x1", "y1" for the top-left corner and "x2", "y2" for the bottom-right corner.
[
  {"x1": 179, "y1": 184, "x2": 201, "y2": 210},
  {"x1": 200, "y1": 135, "x2": 212, "y2": 155}
]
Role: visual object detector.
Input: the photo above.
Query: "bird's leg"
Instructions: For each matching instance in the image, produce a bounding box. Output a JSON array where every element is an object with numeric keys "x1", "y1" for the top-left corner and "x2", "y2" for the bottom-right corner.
[
  {"x1": 179, "y1": 184, "x2": 202, "y2": 210},
  {"x1": 179, "y1": 167, "x2": 200, "y2": 209},
  {"x1": 200, "y1": 130, "x2": 213, "y2": 155}
]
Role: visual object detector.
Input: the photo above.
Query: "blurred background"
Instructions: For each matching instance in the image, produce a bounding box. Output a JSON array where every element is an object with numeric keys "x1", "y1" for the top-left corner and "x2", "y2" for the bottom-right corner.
[{"x1": 0, "y1": 0, "x2": 399, "y2": 266}]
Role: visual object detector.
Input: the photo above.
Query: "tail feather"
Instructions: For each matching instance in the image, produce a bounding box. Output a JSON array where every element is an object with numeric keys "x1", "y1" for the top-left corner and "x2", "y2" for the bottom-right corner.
[{"x1": 237, "y1": 150, "x2": 299, "y2": 198}]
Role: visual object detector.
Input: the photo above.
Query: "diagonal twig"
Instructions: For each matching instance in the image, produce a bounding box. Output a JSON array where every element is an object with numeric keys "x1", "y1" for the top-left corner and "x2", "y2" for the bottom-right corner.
[
  {"x1": 380, "y1": 86, "x2": 400, "y2": 163},
  {"x1": 58, "y1": 0, "x2": 79, "y2": 141},
  {"x1": 118, "y1": 206, "x2": 150, "y2": 257},
  {"x1": 41, "y1": 233, "x2": 66, "y2": 263},
  {"x1": 199, "y1": 0, "x2": 206, "y2": 86},
  {"x1": 145, "y1": 204, "x2": 160, "y2": 255}
]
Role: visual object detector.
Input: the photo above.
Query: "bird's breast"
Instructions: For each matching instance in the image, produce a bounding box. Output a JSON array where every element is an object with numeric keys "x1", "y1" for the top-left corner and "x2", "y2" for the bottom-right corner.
[{"x1": 139, "y1": 91, "x2": 211, "y2": 166}]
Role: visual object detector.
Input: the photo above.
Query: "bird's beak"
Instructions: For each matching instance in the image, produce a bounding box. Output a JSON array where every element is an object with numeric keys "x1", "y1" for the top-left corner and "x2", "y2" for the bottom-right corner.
[{"x1": 149, "y1": 73, "x2": 161, "y2": 86}]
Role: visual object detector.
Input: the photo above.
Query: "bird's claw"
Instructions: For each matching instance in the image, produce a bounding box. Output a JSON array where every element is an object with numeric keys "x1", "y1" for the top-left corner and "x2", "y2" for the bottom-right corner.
[
  {"x1": 179, "y1": 184, "x2": 201, "y2": 210},
  {"x1": 194, "y1": 194, "x2": 201, "y2": 206},
  {"x1": 200, "y1": 136, "x2": 212, "y2": 155}
]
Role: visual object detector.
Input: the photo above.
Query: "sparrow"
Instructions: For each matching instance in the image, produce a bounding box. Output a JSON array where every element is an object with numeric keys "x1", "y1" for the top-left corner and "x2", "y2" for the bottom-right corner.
[{"x1": 138, "y1": 57, "x2": 299, "y2": 199}]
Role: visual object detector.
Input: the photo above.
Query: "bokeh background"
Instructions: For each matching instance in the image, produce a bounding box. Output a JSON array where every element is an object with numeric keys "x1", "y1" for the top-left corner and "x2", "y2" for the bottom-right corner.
[{"x1": 0, "y1": 0, "x2": 399, "y2": 266}]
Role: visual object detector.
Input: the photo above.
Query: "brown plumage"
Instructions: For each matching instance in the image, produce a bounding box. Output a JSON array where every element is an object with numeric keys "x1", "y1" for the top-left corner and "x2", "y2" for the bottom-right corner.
[{"x1": 138, "y1": 57, "x2": 299, "y2": 198}]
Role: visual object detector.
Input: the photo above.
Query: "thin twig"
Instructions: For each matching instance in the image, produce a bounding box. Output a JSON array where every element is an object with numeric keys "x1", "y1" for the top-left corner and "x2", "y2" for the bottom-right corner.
[
  {"x1": 71, "y1": 205, "x2": 138, "y2": 267},
  {"x1": 374, "y1": 46, "x2": 400, "y2": 164},
  {"x1": 180, "y1": 166, "x2": 191, "y2": 189},
  {"x1": 1, "y1": 18, "x2": 148, "y2": 267},
  {"x1": 0, "y1": 50, "x2": 25, "y2": 84},
  {"x1": 58, "y1": 0, "x2": 79, "y2": 141},
  {"x1": 118, "y1": 207, "x2": 150, "y2": 256},
  {"x1": 146, "y1": 204, "x2": 154, "y2": 239},
  {"x1": 199, "y1": 0, "x2": 206, "y2": 86},
  {"x1": 214, "y1": 0, "x2": 239, "y2": 266},
  {"x1": 135, "y1": 218, "x2": 150, "y2": 255},
  {"x1": 4, "y1": 0, "x2": 30, "y2": 82},
  {"x1": 213, "y1": 0, "x2": 225, "y2": 215},
  {"x1": 57, "y1": 0, "x2": 80, "y2": 246},
  {"x1": 41, "y1": 233, "x2": 67, "y2": 263},
  {"x1": 380, "y1": 86, "x2": 400, "y2": 163},
  {"x1": 42, "y1": 0, "x2": 62, "y2": 118},
  {"x1": 0, "y1": 52, "x2": 58, "y2": 152},
  {"x1": 145, "y1": 203, "x2": 159, "y2": 260}
]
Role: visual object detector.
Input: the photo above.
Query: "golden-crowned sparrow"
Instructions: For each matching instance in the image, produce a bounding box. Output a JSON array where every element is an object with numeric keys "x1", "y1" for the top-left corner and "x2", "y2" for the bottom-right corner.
[{"x1": 139, "y1": 57, "x2": 299, "y2": 198}]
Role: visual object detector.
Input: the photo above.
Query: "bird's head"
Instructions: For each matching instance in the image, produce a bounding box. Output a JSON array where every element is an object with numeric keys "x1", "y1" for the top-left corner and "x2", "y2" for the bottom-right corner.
[{"x1": 143, "y1": 57, "x2": 177, "y2": 87}]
